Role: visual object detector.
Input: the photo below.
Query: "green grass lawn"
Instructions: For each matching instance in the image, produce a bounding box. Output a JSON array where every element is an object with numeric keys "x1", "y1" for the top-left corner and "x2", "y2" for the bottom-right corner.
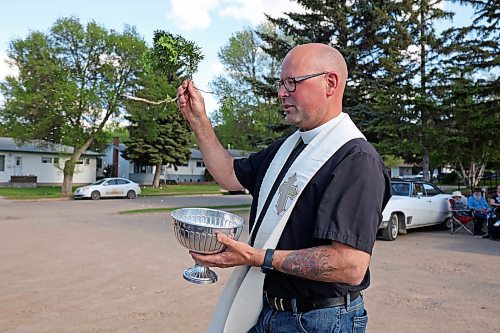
[
  {"x1": 0, "y1": 186, "x2": 71, "y2": 199},
  {"x1": 0, "y1": 183, "x2": 224, "y2": 200},
  {"x1": 141, "y1": 184, "x2": 222, "y2": 196}
]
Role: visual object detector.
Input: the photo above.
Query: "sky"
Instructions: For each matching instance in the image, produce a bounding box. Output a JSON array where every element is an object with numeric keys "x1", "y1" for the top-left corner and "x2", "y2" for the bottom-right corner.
[{"x1": 0, "y1": 0, "x2": 471, "y2": 115}]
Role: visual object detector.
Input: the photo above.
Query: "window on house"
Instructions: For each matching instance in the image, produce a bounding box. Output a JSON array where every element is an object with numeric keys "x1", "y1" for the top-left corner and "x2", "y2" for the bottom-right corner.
[
  {"x1": 41, "y1": 157, "x2": 52, "y2": 164},
  {"x1": 85, "y1": 158, "x2": 90, "y2": 165},
  {"x1": 180, "y1": 162, "x2": 189, "y2": 167},
  {"x1": 134, "y1": 164, "x2": 153, "y2": 174},
  {"x1": 75, "y1": 158, "x2": 84, "y2": 165},
  {"x1": 96, "y1": 158, "x2": 102, "y2": 168},
  {"x1": 0, "y1": 155, "x2": 4, "y2": 171},
  {"x1": 53, "y1": 157, "x2": 59, "y2": 164},
  {"x1": 196, "y1": 161, "x2": 205, "y2": 168}
]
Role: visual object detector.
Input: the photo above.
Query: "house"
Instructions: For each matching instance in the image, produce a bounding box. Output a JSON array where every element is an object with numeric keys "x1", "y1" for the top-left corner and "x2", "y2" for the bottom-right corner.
[
  {"x1": 389, "y1": 163, "x2": 414, "y2": 178},
  {"x1": 126, "y1": 148, "x2": 212, "y2": 184},
  {"x1": 0, "y1": 137, "x2": 100, "y2": 186},
  {"x1": 97, "y1": 138, "x2": 253, "y2": 185}
]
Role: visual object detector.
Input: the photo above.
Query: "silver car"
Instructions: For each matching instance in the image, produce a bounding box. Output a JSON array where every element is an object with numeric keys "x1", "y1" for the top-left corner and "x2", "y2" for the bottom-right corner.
[{"x1": 74, "y1": 178, "x2": 141, "y2": 200}]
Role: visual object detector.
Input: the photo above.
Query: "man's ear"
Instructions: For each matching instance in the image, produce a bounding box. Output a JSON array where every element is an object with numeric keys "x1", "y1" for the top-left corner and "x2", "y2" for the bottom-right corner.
[{"x1": 325, "y1": 72, "x2": 338, "y2": 96}]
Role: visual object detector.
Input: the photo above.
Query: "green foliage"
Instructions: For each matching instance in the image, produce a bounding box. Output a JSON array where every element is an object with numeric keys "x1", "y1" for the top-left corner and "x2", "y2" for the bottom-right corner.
[
  {"x1": 260, "y1": 0, "x2": 434, "y2": 141},
  {"x1": 382, "y1": 155, "x2": 405, "y2": 169},
  {"x1": 435, "y1": 0, "x2": 499, "y2": 186},
  {"x1": 142, "y1": 30, "x2": 204, "y2": 79},
  {"x1": 0, "y1": 17, "x2": 147, "y2": 192},
  {"x1": 123, "y1": 71, "x2": 191, "y2": 182},
  {"x1": 210, "y1": 25, "x2": 287, "y2": 149}
]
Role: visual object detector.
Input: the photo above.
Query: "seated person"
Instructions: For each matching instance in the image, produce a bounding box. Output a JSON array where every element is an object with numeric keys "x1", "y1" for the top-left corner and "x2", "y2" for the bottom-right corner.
[
  {"x1": 449, "y1": 191, "x2": 472, "y2": 217},
  {"x1": 467, "y1": 188, "x2": 490, "y2": 236},
  {"x1": 489, "y1": 185, "x2": 500, "y2": 215},
  {"x1": 486, "y1": 185, "x2": 500, "y2": 240}
]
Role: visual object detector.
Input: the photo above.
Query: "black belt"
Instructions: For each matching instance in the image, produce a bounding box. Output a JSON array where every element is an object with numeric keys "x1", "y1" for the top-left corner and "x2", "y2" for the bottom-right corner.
[{"x1": 264, "y1": 291, "x2": 361, "y2": 312}]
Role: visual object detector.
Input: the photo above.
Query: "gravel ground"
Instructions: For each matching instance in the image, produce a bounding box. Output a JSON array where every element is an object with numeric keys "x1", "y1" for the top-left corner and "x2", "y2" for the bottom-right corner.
[{"x1": 0, "y1": 196, "x2": 499, "y2": 333}]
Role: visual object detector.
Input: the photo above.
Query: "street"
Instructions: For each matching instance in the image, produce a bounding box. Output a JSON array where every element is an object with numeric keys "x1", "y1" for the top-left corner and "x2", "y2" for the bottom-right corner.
[{"x1": 0, "y1": 194, "x2": 499, "y2": 333}]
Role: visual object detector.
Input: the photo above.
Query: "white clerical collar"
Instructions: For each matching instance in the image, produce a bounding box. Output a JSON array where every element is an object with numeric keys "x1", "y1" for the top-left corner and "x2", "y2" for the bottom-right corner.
[{"x1": 299, "y1": 112, "x2": 346, "y2": 144}]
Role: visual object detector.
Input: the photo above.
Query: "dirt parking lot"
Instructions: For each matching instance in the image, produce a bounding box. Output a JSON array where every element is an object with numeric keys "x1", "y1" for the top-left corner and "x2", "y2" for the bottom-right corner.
[{"x1": 0, "y1": 196, "x2": 499, "y2": 333}]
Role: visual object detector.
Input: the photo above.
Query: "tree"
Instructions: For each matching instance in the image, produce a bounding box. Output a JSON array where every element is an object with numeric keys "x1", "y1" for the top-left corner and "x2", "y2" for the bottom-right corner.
[
  {"x1": 259, "y1": 1, "x2": 425, "y2": 140},
  {"x1": 437, "y1": 0, "x2": 500, "y2": 189},
  {"x1": 0, "y1": 17, "x2": 146, "y2": 194},
  {"x1": 123, "y1": 73, "x2": 191, "y2": 187},
  {"x1": 210, "y1": 25, "x2": 285, "y2": 149},
  {"x1": 123, "y1": 31, "x2": 203, "y2": 187},
  {"x1": 372, "y1": 1, "x2": 454, "y2": 181}
]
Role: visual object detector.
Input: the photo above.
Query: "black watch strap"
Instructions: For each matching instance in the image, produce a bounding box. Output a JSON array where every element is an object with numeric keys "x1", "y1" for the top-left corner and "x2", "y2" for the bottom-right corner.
[{"x1": 261, "y1": 248, "x2": 275, "y2": 274}]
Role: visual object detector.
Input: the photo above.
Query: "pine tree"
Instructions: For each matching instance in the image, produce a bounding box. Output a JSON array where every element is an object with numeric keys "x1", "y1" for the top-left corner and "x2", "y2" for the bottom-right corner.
[
  {"x1": 259, "y1": 0, "x2": 423, "y2": 141},
  {"x1": 437, "y1": 0, "x2": 499, "y2": 188},
  {"x1": 123, "y1": 73, "x2": 191, "y2": 188}
]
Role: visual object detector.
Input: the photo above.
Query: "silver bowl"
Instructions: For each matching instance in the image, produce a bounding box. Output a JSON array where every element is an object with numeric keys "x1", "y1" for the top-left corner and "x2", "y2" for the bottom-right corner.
[{"x1": 171, "y1": 208, "x2": 245, "y2": 284}]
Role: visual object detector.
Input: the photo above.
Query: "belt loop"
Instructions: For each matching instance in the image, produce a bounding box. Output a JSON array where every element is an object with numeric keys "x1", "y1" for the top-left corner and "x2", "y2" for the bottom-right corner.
[
  {"x1": 345, "y1": 292, "x2": 351, "y2": 311},
  {"x1": 291, "y1": 298, "x2": 298, "y2": 315}
]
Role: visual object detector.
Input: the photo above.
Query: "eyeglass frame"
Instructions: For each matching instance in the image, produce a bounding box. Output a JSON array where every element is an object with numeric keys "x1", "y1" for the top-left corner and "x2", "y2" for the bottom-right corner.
[{"x1": 274, "y1": 71, "x2": 330, "y2": 93}]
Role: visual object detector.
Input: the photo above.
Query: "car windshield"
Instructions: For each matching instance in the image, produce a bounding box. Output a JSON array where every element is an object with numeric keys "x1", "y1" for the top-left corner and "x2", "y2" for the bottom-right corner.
[
  {"x1": 91, "y1": 179, "x2": 107, "y2": 186},
  {"x1": 391, "y1": 182, "x2": 411, "y2": 196}
]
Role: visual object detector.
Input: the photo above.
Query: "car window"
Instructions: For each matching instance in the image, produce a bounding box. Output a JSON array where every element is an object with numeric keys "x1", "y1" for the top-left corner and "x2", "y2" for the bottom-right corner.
[
  {"x1": 391, "y1": 182, "x2": 410, "y2": 196},
  {"x1": 92, "y1": 179, "x2": 107, "y2": 185},
  {"x1": 104, "y1": 179, "x2": 117, "y2": 186},
  {"x1": 116, "y1": 179, "x2": 129, "y2": 185},
  {"x1": 423, "y1": 183, "x2": 442, "y2": 196}
]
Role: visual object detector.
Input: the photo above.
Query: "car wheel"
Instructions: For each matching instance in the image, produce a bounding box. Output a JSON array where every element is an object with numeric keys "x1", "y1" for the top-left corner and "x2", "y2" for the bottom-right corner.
[
  {"x1": 127, "y1": 190, "x2": 136, "y2": 199},
  {"x1": 381, "y1": 213, "x2": 399, "y2": 241},
  {"x1": 91, "y1": 191, "x2": 101, "y2": 200}
]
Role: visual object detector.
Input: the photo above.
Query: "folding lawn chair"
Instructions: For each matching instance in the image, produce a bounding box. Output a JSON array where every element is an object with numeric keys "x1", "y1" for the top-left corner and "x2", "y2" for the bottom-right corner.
[{"x1": 448, "y1": 198, "x2": 475, "y2": 235}]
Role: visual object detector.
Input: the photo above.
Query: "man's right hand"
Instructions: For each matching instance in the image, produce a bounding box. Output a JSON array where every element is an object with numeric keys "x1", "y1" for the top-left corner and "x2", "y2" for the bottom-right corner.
[{"x1": 177, "y1": 80, "x2": 207, "y2": 126}]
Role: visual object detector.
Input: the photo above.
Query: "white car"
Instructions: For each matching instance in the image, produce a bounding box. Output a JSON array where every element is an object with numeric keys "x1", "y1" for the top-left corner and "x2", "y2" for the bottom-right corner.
[
  {"x1": 74, "y1": 178, "x2": 141, "y2": 200},
  {"x1": 379, "y1": 180, "x2": 451, "y2": 241}
]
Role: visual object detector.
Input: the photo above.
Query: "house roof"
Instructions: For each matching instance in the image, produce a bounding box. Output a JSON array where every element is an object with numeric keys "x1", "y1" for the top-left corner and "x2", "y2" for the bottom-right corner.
[
  {"x1": 190, "y1": 148, "x2": 253, "y2": 159},
  {"x1": 228, "y1": 149, "x2": 253, "y2": 159},
  {"x1": 190, "y1": 148, "x2": 202, "y2": 159},
  {"x1": 0, "y1": 137, "x2": 101, "y2": 156}
]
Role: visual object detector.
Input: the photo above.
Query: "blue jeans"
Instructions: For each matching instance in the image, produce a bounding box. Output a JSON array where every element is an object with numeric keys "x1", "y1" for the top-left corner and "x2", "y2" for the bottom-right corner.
[{"x1": 248, "y1": 294, "x2": 368, "y2": 333}]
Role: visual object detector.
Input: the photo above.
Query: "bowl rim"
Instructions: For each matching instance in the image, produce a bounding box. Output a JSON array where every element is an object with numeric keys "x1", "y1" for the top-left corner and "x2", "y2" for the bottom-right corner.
[{"x1": 171, "y1": 207, "x2": 245, "y2": 228}]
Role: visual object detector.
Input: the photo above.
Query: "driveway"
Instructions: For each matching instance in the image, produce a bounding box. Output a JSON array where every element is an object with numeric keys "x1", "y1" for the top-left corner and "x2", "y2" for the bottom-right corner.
[{"x1": 0, "y1": 195, "x2": 499, "y2": 333}]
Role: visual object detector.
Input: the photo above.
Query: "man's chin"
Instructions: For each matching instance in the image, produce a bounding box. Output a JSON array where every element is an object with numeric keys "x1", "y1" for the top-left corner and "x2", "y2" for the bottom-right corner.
[{"x1": 285, "y1": 115, "x2": 301, "y2": 127}]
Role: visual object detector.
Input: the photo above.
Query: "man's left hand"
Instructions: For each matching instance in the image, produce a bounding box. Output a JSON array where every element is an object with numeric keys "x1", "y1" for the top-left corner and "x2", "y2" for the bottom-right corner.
[{"x1": 190, "y1": 233, "x2": 263, "y2": 269}]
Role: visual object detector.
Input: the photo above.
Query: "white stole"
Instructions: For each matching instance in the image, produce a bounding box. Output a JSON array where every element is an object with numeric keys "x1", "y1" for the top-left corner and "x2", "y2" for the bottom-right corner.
[{"x1": 207, "y1": 114, "x2": 365, "y2": 333}]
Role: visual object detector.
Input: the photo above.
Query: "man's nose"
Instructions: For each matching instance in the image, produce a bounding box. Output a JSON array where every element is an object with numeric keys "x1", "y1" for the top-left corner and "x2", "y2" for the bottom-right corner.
[{"x1": 277, "y1": 84, "x2": 289, "y2": 98}]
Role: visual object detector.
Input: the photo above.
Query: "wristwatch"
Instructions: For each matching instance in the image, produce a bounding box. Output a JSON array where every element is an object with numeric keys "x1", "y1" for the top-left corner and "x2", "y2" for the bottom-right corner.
[{"x1": 261, "y1": 248, "x2": 275, "y2": 274}]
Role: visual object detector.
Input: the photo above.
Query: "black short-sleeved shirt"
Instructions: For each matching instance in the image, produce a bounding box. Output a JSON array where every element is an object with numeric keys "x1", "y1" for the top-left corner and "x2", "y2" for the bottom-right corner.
[{"x1": 234, "y1": 138, "x2": 391, "y2": 299}]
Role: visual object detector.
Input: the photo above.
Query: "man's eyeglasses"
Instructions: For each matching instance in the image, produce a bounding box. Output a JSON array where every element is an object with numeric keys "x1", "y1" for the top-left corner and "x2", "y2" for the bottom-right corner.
[{"x1": 275, "y1": 71, "x2": 329, "y2": 93}]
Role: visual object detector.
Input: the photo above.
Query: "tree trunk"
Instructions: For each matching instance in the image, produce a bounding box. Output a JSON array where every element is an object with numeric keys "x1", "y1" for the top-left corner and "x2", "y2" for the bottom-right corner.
[
  {"x1": 152, "y1": 162, "x2": 162, "y2": 188},
  {"x1": 61, "y1": 138, "x2": 95, "y2": 195},
  {"x1": 458, "y1": 161, "x2": 487, "y2": 191},
  {"x1": 62, "y1": 170, "x2": 74, "y2": 196},
  {"x1": 422, "y1": 149, "x2": 430, "y2": 182}
]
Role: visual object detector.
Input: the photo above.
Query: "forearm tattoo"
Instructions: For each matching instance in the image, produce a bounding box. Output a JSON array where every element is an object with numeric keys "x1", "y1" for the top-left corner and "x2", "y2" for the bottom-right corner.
[{"x1": 281, "y1": 247, "x2": 337, "y2": 280}]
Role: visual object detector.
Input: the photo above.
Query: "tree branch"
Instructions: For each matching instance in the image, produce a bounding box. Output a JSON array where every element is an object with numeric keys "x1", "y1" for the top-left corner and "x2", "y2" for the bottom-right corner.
[{"x1": 121, "y1": 94, "x2": 177, "y2": 105}]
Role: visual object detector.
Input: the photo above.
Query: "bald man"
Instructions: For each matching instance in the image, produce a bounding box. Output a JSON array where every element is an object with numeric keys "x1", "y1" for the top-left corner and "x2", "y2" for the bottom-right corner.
[{"x1": 177, "y1": 43, "x2": 391, "y2": 333}]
